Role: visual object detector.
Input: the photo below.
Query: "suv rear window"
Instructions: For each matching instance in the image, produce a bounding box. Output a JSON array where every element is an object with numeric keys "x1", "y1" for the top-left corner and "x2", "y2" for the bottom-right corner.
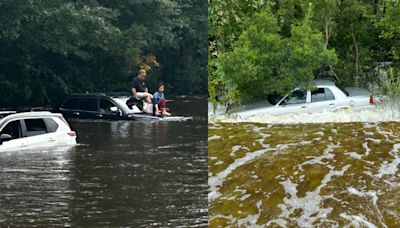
[
  {"x1": 25, "y1": 119, "x2": 47, "y2": 136},
  {"x1": 44, "y1": 118, "x2": 59, "y2": 133}
]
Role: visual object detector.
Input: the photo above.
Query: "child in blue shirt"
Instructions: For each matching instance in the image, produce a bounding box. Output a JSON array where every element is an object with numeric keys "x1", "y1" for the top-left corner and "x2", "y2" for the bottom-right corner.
[{"x1": 152, "y1": 83, "x2": 171, "y2": 116}]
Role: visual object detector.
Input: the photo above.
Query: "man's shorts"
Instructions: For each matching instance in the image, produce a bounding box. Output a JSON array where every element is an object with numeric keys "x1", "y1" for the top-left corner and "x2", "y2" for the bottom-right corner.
[{"x1": 135, "y1": 92, "x2": 150, "y2": 99}]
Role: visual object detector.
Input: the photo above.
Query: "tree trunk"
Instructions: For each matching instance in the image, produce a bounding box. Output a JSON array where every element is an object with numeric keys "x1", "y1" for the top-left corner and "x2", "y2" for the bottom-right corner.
[
  {"x1": 324, "y1": 16, "x2": 330, "y2": 46},
  {"x1": 351, "y1": 24, "x2": 359, "y2": 85}
]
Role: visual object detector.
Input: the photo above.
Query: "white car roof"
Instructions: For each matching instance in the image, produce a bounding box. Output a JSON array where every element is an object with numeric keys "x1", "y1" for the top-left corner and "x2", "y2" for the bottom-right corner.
[
  {"x1": 0, "y1": 111, "x2": 63, "y2": 125},
  {"x1": 310, "y1": 79, "x2": 336, "y2": 87}
]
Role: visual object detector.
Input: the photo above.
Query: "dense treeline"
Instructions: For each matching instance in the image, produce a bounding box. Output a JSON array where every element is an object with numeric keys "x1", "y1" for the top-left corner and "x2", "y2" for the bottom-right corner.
[
  {"x1": 209, "y1": 0, "x2": 400, "y2": 105},
  {"x1": 0, "y1": 0, "x2": 207, "y2": 107}
]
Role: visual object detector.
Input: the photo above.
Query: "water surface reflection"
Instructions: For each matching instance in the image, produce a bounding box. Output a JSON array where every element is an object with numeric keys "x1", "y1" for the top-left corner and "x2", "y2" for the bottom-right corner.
[{"x1": 0, "y1": 96, "x2": 207, "y2": 227}]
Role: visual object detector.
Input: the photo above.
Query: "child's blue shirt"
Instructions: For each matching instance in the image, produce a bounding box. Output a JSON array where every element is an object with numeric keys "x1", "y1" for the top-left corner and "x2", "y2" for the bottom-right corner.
[{"x1": 152, "y1": 91, "x2": 165, "y2": 104}]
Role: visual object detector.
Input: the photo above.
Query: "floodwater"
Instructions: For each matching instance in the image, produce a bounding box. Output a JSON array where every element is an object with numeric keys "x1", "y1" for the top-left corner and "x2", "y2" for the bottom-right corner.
[
  {"x1": 209, "y1": 121, "x2": 400, "y2": 227},
  {"x1": 0, "y1": 96, "x2": 208, "y2": 227}
]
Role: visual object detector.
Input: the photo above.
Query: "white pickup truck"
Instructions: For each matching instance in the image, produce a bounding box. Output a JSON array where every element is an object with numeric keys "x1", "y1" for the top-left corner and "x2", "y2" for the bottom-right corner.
[{"x1": 231, "y1": 80, "x2": 375, "y2": 118}]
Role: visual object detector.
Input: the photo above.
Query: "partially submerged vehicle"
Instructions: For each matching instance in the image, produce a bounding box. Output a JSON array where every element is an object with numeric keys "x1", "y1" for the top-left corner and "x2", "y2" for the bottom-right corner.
[
  {"x1": 58, "y1": 93, "x2": 190, "y2": 121},
  {"x1": 230, "y1": 80, "x2": 375, "y2": 118},
  {"x1": 0, "y1": 111, "x2": 76, "y2": 152}
]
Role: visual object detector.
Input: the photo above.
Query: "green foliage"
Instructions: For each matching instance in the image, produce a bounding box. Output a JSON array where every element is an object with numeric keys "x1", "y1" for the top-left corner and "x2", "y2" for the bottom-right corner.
[
  {"x1": 209, "y1": 0, "x2": 400, "y2": 105},
  {"x1": 0, "y1": 0, "x2": 207, "y2": 107},
  {"x1": 379, "y1": 67, "x2": 400, "y2": 118},
  {"x1": 208, "y1": 0, "x2": 265, "y2": 105},
  {"x1": 219, "y1": 6, "x2": 337, "y2": 103}
]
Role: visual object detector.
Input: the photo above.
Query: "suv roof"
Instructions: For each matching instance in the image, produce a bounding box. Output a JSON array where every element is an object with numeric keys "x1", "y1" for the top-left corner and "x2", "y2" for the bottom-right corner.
[
  {"x1": 0, "y1": 111, "x2": 17, "y2": 120},
  {"x1": 69, "y1": 92, "x2": 130, "y2": 98},
  {"x1": 0, "y1": 111, "x2": 63, "y2": 124}
]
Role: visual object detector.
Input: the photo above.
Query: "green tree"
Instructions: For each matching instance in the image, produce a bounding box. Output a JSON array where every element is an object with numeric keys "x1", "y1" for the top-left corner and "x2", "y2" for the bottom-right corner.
[
  {"x1": 0, "y1": 0, "x2": 120, "y2": 106},
  {"x1": 219, "y1": 5, "x2": 337, "y2": 103}
]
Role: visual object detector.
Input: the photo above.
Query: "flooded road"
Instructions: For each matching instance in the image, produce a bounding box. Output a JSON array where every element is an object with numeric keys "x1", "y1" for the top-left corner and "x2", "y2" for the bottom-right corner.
[
  {"x1": 0, "y1": 96, "x2": 208, "y2": 227},
  {"x1": 209, "y1": 121, "x2": 400, "y2": 227}
]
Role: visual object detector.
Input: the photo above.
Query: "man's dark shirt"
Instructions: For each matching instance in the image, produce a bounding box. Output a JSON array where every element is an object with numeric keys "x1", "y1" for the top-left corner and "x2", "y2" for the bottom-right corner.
[{"x1": 132, "y1": 76, "x2": 146, "y2": 92}]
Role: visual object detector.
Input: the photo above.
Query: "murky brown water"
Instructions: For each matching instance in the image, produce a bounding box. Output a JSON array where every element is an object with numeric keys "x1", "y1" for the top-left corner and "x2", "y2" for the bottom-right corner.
[
  {"x1": 209, "y1": 122, "x2": 400, "y2": 227},
  {"x1": 0, "y1": 96, "x2": 208, "y2": 227}
]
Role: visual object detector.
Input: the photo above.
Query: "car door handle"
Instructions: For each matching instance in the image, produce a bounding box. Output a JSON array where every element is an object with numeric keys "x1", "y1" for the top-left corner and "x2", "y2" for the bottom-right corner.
[
  {"x1": 329, "y1": 103, "x2": 334, "y2": 106},
  {"x1": 49, "y1": 138, "x2": 56, "y2": 142},
  {"x1": 301, "y1": 106, "x2": 307, "y2": 108},
  {"x1": 73, "y1": 112, "x2": 80, "y2": 115},
  {"x1": 96, "y1": 114, "x2": 103, "y2": 118},
  {"x1": 21, "y1": 143, "x2": 27, "y2": 147}
]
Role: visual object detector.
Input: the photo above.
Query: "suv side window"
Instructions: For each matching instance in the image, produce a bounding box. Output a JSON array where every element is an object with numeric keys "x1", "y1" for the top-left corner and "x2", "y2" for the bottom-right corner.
[
  {"x1": 0, "y1": 120, "x2": 22, "y2": 140},
  {"x1": 61, "y1": 98, "x2": 79, "y2": 110},
  {"x1": 25, "y1": 119, "x2": 47, "y2": 137},
  {"x1": 78, "y1": 98, "x2": 98, "y2": 112},
  {"x1": 100, "y1": 99, "x2": 117, "y2": 113}
]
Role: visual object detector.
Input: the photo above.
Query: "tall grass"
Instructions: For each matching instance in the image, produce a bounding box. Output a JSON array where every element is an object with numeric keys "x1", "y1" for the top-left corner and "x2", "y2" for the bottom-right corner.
[{"x1": 379, "y1": 67, "x2": 400, "y2": 119}]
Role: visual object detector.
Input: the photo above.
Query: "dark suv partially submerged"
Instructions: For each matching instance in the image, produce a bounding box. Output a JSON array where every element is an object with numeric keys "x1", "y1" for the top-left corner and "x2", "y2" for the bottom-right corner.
[
  {"x1": 58, "y1": 92, "x2": 191, "y2": 121},
  {"x1": 58, "y1": 93, "x2": 182, "y2": 121}
]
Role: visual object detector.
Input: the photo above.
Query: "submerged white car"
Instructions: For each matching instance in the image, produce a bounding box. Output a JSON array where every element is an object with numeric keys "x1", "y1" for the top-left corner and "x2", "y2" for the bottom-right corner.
[
  {"x1": 0, "y1": 111, "x2": 77, "y2": 152},
  {"x1": 231, "y1": 80, "x2": 375, "y2": 118}
]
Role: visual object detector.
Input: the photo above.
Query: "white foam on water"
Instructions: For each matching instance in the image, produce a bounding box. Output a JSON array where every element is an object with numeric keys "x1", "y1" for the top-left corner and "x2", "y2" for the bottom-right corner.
[
  {"x1": 236, "y1": 200, "x2": 264, "y2": 228},
  {"x1": 230, "y1": 145, "x2": 242, "y2": 157},
  {"x1": 363, "y1": 130, "x2": 375, "y2": 136},
  {"x1": 345, "y1": 152, "x2": 363, "y2": 160},
  {"x1": 253, "y1": 126, "x2": 271, "y2": 148},
  {"x1": 363, "y1": 142, "x2": 371, "y2": 156},
  {"x1": 340, "y1": 213, "x2": 378, "y2": 228},
  {"x1": 269, "y1": 165, "x2": 351, "y2": 227},
  {"x1": 234, "y1": 188, "x2": 246, "y2": 194},
  {"x1": 208, "y1": 134, "x2": 222, "y2": 141},
  {"x1": 347, "y1": 187, "x2": 379, "y2": 206},
  {"x1": 366, "y1": 138, "x2": 382, "y2": 143},
  {"x1": 210, "y1": 107, "x2": 400, "y2": 125},
  {"x1": 239, "y1": 194, "x2": 252, "y2": 201},
  {"x1": 374, "y1": 125, "x2": 395, "y2": 141},
  {"x1": 298, "y1": 143, "x2": 339, "y2": 170},
  {"x1": 208, "y1": 147, "x2": 273, "y2": 202},
  {"x1": 214, "y1": 161, "x2": 224, "y2": 165},
  {"x1": 376, "y1": 143, "x2": 400, "y2": 178}
]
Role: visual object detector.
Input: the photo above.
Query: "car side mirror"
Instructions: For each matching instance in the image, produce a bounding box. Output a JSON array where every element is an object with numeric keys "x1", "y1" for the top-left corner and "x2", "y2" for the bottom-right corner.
[{"x1": 0, "y1": 134, "x2": 13, "y2": 143}]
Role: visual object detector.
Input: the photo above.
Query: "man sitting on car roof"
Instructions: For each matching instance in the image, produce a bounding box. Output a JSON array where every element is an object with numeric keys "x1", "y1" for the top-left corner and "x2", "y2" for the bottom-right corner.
[{"x1": 131, "y1": 69, "x2": 153, "y2": 104}]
